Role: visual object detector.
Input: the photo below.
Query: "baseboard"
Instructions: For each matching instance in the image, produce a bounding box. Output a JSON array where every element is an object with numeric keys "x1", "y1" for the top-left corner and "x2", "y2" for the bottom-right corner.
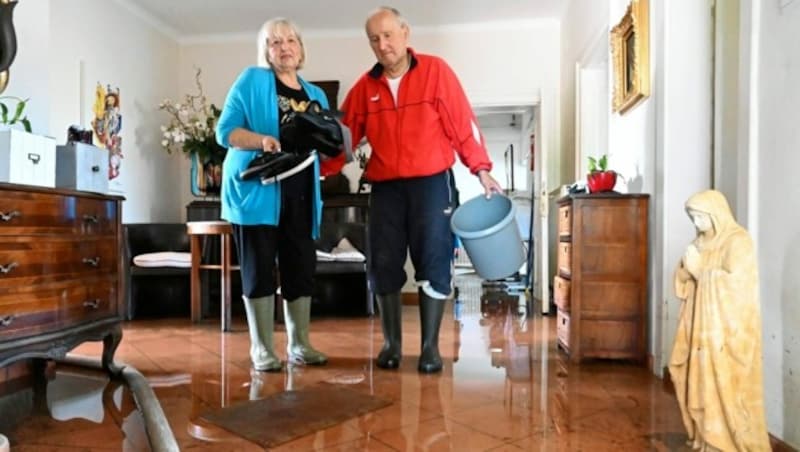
[
  {"x1": 770, "y1": 435, "x2": 798, "y2": 452},
  {"x1": 661, "y1": 367, "x2": 796, "y2": 451}
]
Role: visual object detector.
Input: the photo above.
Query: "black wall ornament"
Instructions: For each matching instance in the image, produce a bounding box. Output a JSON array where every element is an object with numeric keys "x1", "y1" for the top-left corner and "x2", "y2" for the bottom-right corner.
[{"x1": 0, "y1": 0, "x2": 19, "y2": 94}]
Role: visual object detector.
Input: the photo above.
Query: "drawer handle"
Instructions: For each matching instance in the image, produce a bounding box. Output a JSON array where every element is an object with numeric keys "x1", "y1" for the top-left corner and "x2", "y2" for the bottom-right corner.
[
  {"x1": 82, "y1": 257, "x2": 101, "y2": 267},
  {"x1": 91, "y1": 165, "x2": 100, "y2": 172},
  {"x1": 0, "y1": 262, "x2": 18, "y2": 274},
  {"x1": 0, "y1": 315, "x2": 15, "y2": 327},
  {"x1": 0, "y1": 210, "x2": 21, "y2": 222},
  {"x1": 28, "y1": 153, "x2": 41, "y2": 164},
  {"x1": 82, "y1": 214, "x2": 99, "y2": 224},
  {"x1": 563, "y1": 210, "x2": 569, "y2": 218},
  {"x1": 83, "y1": 299, "x2": 101, "y2": 309}
]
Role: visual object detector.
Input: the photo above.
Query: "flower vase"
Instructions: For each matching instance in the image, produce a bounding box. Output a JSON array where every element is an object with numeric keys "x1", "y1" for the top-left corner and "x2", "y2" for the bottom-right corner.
[{"x1": 190, "y1": 153, "x2": 222, "y2": 197}]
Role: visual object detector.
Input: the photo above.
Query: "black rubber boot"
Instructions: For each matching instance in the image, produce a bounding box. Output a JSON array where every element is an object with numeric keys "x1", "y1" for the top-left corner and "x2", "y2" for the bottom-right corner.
[
  {"x1": 376, "y1": 292, "x2": 402, "y2": 369},
  {"x1": 418, "y1": 289, "x2": 445, "y2": 373}
]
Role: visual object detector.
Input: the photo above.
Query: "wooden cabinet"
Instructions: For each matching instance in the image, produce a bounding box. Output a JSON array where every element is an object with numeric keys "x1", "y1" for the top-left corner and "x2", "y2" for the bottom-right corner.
[
  {"x1": 555, "y1": 193, "x2": 649, "y2": 363},
  {"x1": 0, "y1": 183, "x2": 124, "y2": 375}
]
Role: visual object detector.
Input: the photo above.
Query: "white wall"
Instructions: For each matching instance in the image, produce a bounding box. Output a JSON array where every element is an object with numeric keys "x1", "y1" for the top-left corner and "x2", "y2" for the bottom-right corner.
[
  {"x1": 650, "y1": 0, "x2": 714, "y2": 374},
  {"x1": 713, "y1": 0, "x2": 742, "y2": 217},
  {"x1": 3, "y1": 0, "x2": 50, "y2": 135},
  {"x1": 557, "y1": 0, "x2": 611, "y2": 314},
  {"x1": 47, "y1": 0, "x2": 182, "y2": 222},
  {"x1": 561, "y1": 0, "x2": 611, "y2": 185},
  {"x1": 756, "y1": 0, "x2": 799, "y2": 446}
]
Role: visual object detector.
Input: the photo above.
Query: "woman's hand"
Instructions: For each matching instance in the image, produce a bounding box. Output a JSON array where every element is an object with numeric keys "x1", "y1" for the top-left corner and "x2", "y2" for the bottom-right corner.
[
  {"x1": 261, "y1": 136, "x2": 281, "y2": 153},
  {"x1": 683, "y1": 244, "x2": 701, "y2": 279}
]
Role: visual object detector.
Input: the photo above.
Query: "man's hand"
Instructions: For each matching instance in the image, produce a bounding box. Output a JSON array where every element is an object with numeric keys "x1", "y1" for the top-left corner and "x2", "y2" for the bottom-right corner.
[
  {"x1": 477, "y1": 170, "x2": 503, "y2": 198},
  {"x1": 261, "y1": 136, "x2": 281, "y2": 153}
]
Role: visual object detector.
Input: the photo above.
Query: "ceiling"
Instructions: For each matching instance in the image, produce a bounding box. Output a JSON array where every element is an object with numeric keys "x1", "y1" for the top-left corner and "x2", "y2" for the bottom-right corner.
[{"x1": 124, "y1": 0, "x2": 566, "y2": 38}]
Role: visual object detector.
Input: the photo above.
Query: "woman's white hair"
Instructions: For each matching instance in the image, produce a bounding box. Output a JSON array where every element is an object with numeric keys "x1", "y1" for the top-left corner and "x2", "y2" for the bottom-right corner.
[{"x1": 256, "y1": 17, "x2": 306, "y2": 69}]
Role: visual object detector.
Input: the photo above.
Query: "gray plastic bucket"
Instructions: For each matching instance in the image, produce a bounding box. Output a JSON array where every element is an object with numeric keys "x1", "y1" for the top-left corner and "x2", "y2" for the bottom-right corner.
[{"x1": 450, "y1": 194, "x2": 525, "y2": 280}]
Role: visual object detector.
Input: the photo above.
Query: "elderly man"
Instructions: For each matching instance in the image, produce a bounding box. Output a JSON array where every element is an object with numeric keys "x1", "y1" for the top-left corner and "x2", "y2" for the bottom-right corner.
[{"x1": 331, "y1": 7, "x2": 502, "y2": 373}]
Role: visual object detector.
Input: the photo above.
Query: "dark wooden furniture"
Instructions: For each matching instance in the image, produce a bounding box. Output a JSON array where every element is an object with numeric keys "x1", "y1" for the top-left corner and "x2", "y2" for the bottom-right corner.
[
  {"x1": 123, "y1": 223, "x2": 191, "y2": 320},
  {"x1": 186, "y1": 221, "x2": 239, "y2": 332},
  {"x1": 554, "y1": 193, "x2": 649, "y2": 363},
  {"x1": 0, "y1": 183, "x2": 124, "y2": 375},
  {"x1": 186, "y1": 200, "x2": 239, "y2": 319},
  {"x1": 316, "y1": 192, "x2": 372, "y2": 316},
  {"x1": 186, "y1": 200, "x2": 222, "y2": 222}
]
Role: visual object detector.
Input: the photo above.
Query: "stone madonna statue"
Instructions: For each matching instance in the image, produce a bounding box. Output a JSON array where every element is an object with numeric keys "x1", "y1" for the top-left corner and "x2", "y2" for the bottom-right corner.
[{"x1": 669, "y1": 189, "x2": 770, "y2": 451}]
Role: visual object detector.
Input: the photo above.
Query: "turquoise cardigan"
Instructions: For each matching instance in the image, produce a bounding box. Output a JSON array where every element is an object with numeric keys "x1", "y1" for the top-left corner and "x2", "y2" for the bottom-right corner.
[{"x1": 216, "y1": 66, "x2": 327, "y2": 238}]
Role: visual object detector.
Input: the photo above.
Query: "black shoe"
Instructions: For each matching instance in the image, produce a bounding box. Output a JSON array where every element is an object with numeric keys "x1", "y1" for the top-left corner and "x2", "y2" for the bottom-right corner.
[{"x1": 239, "y1": 151, "x2": 314, "y2": 184}]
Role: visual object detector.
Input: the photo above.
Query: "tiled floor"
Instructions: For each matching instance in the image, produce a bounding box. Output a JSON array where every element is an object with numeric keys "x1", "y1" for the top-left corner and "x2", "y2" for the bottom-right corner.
[{"x1": 2, "y1": 276, "x2": 688, "y2": 451}]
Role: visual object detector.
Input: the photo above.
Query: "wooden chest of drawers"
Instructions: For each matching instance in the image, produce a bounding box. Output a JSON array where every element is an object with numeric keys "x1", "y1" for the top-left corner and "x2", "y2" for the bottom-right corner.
[
  {"x1": 0, "y1": 183, "x2": 124, "y2": 375},
  {"x1": 554, "y1": 193, "x2": 649, "y2": 363}
]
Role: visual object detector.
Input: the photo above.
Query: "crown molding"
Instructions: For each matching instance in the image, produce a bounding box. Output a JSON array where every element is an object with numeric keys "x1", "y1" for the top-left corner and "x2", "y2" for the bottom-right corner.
[
  {"x1": 177, "y1": 18, "x2": 560, "y2": 46},
  {"x1": 413, "y1": 17, "x2": 559, "y2": 34}
]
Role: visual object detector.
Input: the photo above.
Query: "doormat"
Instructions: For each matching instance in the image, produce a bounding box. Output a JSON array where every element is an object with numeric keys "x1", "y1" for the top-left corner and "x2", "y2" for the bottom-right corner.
[{"x1": 199, "y1": 383, "x2": 392, "y2": 448}]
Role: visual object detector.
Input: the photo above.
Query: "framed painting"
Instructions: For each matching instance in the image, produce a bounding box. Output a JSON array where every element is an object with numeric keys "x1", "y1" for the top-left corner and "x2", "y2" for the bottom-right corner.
[{"x1": 611, "y1": 0, "x2": 650, "y2": 114}]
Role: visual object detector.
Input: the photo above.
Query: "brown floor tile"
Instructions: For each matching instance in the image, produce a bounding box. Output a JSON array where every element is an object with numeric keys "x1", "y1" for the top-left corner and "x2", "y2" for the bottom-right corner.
[
  {"x1": 370, "y1": 415, "x2": 508, "y2": 451},
  {"x1": 2, "y1": 275, "x2": 687, "y2": 451},
  {"x1": 319, "y1": 436, "x2": 398, "y2": 451},
  {"x1": 269, "y1": 423, "x2": 366, "y2": 451}
]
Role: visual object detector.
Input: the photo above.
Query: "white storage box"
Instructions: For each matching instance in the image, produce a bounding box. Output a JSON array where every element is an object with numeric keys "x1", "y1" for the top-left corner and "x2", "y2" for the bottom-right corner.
[
  {"x1": 0, "y1": 129, "x2": 57, "y2": 188},
  {"x1": 55, "y1": 142, "x2": 109, "y2": 194}
]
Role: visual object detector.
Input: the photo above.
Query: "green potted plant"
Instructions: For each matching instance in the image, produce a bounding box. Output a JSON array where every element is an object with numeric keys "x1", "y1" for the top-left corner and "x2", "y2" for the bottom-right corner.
[
  {"x1": 587, "y1": 154, "x2": 618, "y2": 193},
  {"x1": 0, "y1": 94, "x2": 58, "y2": 188},
  {"x1": 0, "y1": 95, "x2": 31, "y2": 132},
  {"x1": 158, "y1": 68, "x2": 225, "y2": 196}
]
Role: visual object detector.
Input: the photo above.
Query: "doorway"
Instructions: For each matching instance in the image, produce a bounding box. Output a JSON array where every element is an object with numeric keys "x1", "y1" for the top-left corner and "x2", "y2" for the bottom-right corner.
[{"x1": 456, "y1": 104, "x2": 539, "y2": 306}]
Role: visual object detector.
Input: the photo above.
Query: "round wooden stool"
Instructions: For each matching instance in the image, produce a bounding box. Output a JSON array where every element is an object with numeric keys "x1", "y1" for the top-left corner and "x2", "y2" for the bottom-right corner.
[{"x1": 186, "y1": 221, "x2": 239, "y2": 332}]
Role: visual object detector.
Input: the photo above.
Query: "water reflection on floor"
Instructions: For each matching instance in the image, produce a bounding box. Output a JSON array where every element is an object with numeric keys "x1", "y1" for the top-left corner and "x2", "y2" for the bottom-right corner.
[
  {"x1": 0, "y1": 365, "x2": 150, "y2": 451},
  {"x1": 1, "y1": 274, "x2": 687, "y2": 450}
]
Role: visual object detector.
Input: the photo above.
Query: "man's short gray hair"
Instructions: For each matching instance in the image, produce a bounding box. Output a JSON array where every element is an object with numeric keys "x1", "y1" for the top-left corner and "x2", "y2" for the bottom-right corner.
[
  {"x1": 256, "y1": 17, "x2": 306, "y2": 69},
  {"x1": 365, "y1": 6, "x2": 409, "y2": 30}
]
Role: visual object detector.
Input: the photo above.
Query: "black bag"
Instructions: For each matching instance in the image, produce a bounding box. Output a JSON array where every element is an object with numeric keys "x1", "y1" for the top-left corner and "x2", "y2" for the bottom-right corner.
[
  {"x1": 280, "y1": 100, "x2": 346, "y2": 157},
  {"x1": 238, "y1": 99, "x2": 353, "y2": 184}
]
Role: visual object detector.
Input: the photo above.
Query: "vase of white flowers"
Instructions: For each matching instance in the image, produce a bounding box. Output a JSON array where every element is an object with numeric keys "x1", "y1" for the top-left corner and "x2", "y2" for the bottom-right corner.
[{"x1": 159, "y1": 68, "x2": 226, "y2": 196}]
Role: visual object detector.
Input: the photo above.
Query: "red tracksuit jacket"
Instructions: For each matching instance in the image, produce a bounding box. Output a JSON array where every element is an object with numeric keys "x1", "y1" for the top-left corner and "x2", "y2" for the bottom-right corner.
[{"x1": 327, "y1": 49, "x2": 492, "y2": 181}]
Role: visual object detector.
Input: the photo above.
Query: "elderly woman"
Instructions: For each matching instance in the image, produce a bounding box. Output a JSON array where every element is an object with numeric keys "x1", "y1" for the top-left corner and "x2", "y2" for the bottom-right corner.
[
  {"x1": 669, "y1": 190, "x2": 770, "y2": 451},
  {"x1": 216, "y1": 18, "x2": 334, "y2": 371}
]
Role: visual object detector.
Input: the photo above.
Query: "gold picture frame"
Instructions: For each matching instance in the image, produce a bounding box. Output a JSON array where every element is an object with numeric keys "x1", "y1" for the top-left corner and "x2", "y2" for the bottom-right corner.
[{"x1": 611, "y1": 0, "x2": 650, "y2": 114}]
